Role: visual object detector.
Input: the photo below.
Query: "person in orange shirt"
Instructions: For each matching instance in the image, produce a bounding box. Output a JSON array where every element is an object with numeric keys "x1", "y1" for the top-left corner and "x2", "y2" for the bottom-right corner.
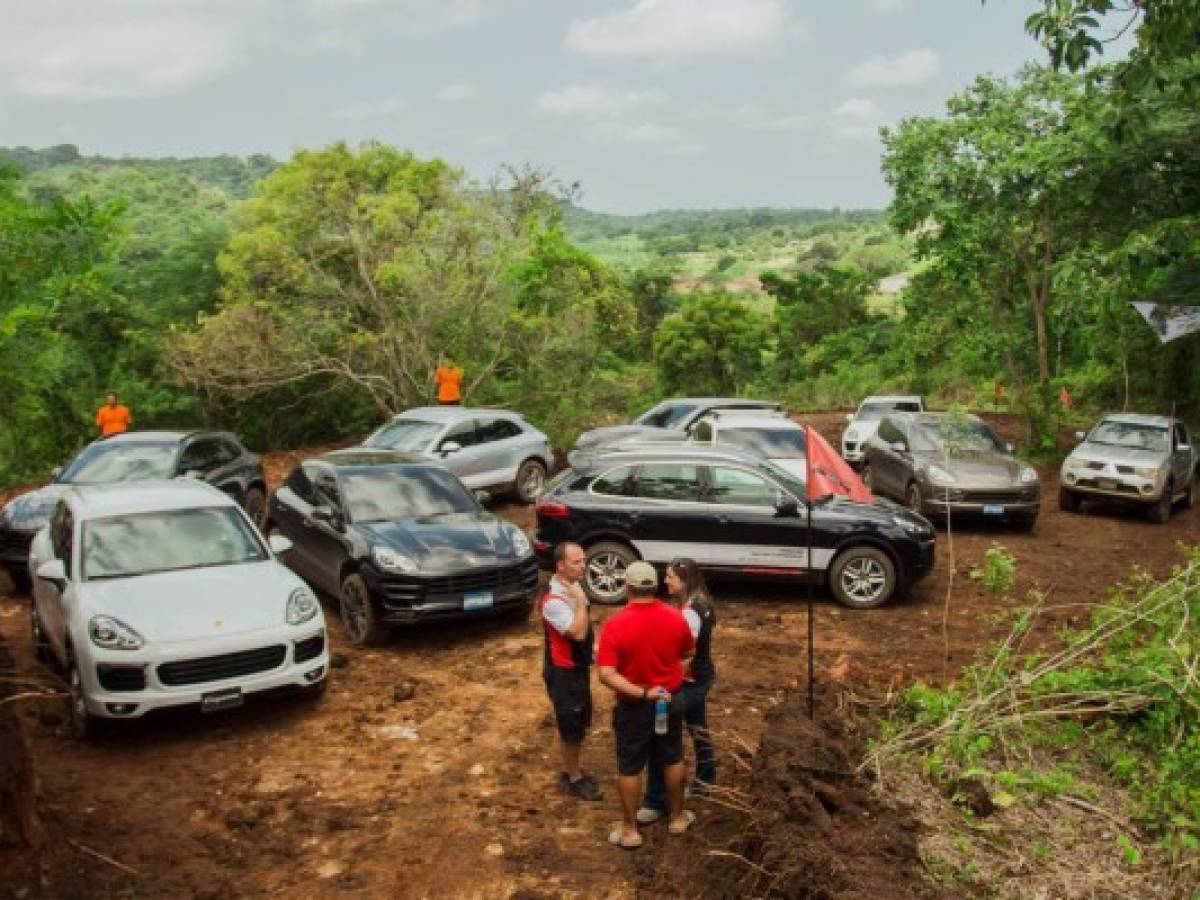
[
  {"x1": 433, "y1": 359, "x2": 464, "y2": 406},
  {"x1": 96, "y1": 392, "x2": 132, "y2": 437}
]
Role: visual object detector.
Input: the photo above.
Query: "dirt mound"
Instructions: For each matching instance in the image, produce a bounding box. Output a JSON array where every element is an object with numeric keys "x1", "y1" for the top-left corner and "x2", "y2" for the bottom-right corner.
[{"x1": 645, "y1": 693, "x2": 936, "y2": 899}]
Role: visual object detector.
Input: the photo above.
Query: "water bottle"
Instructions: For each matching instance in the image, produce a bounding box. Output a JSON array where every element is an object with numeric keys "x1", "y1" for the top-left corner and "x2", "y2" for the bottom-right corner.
[{"x1": 654, "y1": 693, "x2": 669, "y2": 735}]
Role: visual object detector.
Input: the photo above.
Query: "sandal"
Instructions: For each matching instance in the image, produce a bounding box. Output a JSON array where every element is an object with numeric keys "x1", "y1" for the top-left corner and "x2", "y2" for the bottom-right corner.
[
  {"x1": 608, "y1": 825, "x2": 644, "y2": 849},
  {"x1": 667, "y1": 810, "x2": 696, "y2": 835}
]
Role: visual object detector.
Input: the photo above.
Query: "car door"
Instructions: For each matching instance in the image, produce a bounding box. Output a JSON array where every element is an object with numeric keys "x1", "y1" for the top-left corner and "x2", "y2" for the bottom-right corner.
[
  {"x1": 868, "y1": 418, "x2": 906, "y2": 499},
  {"x1": 622, "y1": 463, "x2": 712, "y2": 564},
  {"x1": 697, "y1": 465, "x2": 811, "y2": 571},
  {"x1": 270, "y1": 466, "x2": 321, "y2": 579},
  {"x1": 305, "y1": 469, "x2": 353, "y2": 594},
  {"x1": 472, "y1": 416, "x2": 523, "y2": 490},
  {"x1": 32, "y1": 502, "x2": 74, "y2": 662},
  {"x1": 436, "y1": 419, "x2": 486, "y2": 487}
]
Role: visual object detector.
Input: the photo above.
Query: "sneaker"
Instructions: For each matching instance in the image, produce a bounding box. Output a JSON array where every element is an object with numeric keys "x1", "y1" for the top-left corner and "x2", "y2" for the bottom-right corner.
[
  {"x1": 636, "y1": 807, "x2": 664, "y2": 825},
  {"x1": 564, "y1": 775, "x2": 603, "y2": 801}
]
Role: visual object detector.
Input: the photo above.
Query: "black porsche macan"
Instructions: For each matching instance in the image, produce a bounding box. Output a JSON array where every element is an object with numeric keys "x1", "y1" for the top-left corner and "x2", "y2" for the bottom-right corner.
[
  {"x1": 533, "y1": 445, "x2": 936, "y2": 609},
  {"x1": 263, "y1": 449, "x2": 539, "y2": 645}
]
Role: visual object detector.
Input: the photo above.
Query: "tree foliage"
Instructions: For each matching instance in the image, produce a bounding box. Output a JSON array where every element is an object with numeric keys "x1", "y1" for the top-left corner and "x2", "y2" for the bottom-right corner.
[{"x1": 653, "y1": 292, "x2": 767, "y2": 396}]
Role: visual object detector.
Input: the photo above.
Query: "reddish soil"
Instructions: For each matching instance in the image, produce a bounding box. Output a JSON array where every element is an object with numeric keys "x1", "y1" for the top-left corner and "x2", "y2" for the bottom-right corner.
[{"x1": 1, "y1": 413, "x2": 1197, "y2": 898}]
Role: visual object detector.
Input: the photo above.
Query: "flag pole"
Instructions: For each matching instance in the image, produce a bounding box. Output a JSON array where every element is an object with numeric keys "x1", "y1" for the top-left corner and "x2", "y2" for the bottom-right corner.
[{"x1": 805, "y1": 426, "x2": 815, "y2": 720}]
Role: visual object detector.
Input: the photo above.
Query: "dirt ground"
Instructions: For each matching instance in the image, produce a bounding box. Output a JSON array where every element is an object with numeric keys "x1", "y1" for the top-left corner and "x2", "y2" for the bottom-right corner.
[{"x1": 1, "y1": 413, "x2": 1197, "y2": 898}]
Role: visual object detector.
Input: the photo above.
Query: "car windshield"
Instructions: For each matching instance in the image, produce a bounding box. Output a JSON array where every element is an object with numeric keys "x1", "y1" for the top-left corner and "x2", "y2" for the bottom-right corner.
[
  {"x1": 754, "y1": 459, "x2": 808, "y2": 499},
  {"x1": 58, "y1": 442, "x2": 177, "y2": 484},
  {"x1": 855, "y1": 400, "x2": 920, "y2": 422},
  {"x1": 635, "y1": 402, "x2": 698, "y2": 430},
  {"x1": 339, "y1": 467, "x2": 477, "y2": 522},
  {"x1": 718, "y1": 427, "x2": 807, "y2": 459},
  {"x1": 1088, "y1": 421, "x2": 1169, "y2": 452},
  {"x1": 914, "y1": 420, "x2": 1006, "y2": 454},
  {"x1": 82, "y1": 506, "x2": 266, "y2": 580},
  {"x1": 363, "y1": 419, "x2": 442, "y2": 452}
]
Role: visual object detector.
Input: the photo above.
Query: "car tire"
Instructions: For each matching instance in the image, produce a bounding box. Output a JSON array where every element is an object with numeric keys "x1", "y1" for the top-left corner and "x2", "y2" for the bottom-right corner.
[
  {"x1": 828, "y1": 546, "x2": 896, "y2": 609},
  {"x1": 584, "y1": 541, "x2": 638, "y2": 606},
  {"x1": 1058, "y1": 487, "x2": 1081, "y2": 513},
  {"x1": 514, "y1": 459, "x2": 548, "y2": 504},
  {"x1": 30, "y1": 602, "x2": 49, "y2": 663},
  {"x1": 4, "y1": 566, "x2": 31, "y2": 595},
  {"x1": 1148, "y1": 482, "x2": 1173, "y2": 524},
  {"x1": 66, "y1": 652, "x2": 99, "y2": 740},
  {"x1": 242, "y1": 486, "x2": 267, "y2": 528},
  {"x1": 340, "y1": 573, "x2": 390, "y2": 646},
  {"x1": 905, "y1": 481, "x2": 923, "y2": 514}
]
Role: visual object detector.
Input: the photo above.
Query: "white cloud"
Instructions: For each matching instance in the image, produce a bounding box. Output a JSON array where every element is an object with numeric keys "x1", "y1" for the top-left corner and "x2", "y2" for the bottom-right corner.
[
  {"x1": 847, "y1": 48, "x2": 939, "y2": 87},
  {"x1": 835, "y1": 97, "x2": 880, "y2": 120},
  {"x1": 332, "y1": 97, "x2": 405, "y2": 120},
  {"x1": 436, "y1": 83, "x2": 477, "y2": 102},
  {"x1": 536, "y1": 85, "x2": 666, "y2": 118},
  {"x1": 565, "y1": 0, "x2": 800, "y2": 60}
]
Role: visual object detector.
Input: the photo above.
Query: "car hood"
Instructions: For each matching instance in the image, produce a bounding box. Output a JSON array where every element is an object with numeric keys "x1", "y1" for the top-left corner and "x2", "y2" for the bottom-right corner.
[
  {"x1": 817, "y1": 495, "x2": 933, "y2": 534},
  {"x1": 1069, "y1": 442, "x2": 1165, "y2": 467},
  {"x1": 355, "y1": 513, "x2": 526, "y2": 570},
  {"x1": 921, "y1": 452, "x2": 1027, "y2": 487},
  {"x1": 0, "y1": 484, "x2": 68, "y2": 532},
  {"x1": 82, "y1": 561, "x2": 307, "y2": 642}
]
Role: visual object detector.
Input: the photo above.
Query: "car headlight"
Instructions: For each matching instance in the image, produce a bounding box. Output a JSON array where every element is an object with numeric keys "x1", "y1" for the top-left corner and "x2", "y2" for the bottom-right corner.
[
  {"x1": 89, "y1": 615, "x2": 144, "y2": 651},
  {"x1": 1019, "y1": 467, "x2": 1039, "y2": 484},
  {"x1": 892, "y1": 515, "x2": 929, "y2": 535},
  {"x1": 508, "y1": 526, "x2": 532, "y2": 557},
  {"x1": 926, "y1": 464, "x2": 956, "y2": 486},
  {"x1": 1133, "y1": 466, "x2": 1161, "y2": 480},
  {"x1": 372, "y1": 546, "x2": 418, "y2": 574},
  {"x1": 286, "y1": 587, "x2": 319, "y2": 625}
]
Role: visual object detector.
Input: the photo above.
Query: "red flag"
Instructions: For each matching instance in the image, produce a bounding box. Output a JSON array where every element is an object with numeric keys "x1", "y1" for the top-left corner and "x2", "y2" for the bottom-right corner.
[{"x1": 805, "y1": 425, "x2": 874, "y2": 503}]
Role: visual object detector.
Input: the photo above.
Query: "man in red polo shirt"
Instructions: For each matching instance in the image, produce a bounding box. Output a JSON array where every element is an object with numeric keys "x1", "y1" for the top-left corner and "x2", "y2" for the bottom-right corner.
[{"x1": 597, "y1": 561, "x2": 695, "y2": 849}]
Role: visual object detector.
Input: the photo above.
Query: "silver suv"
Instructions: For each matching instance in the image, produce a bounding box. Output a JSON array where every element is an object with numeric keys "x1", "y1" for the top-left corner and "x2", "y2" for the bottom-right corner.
[
  {"x1": 362, "y1": 407, "x2": 554, "y2": 502},
  {"x1": 1059, "y1": 414, "x2": 1197, "y2": 523}
]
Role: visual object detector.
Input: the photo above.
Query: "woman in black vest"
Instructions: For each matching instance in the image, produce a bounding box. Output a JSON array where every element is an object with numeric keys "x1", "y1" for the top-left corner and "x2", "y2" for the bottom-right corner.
[{"x1": 637, "y1": 557, "x2": 717, "y2": 821}]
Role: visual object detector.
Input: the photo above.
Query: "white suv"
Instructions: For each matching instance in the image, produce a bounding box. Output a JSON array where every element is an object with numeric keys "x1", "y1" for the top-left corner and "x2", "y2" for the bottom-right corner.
[
  {"x1": 842, "y1": 395, "x2": 924, "y2": 467},
  {"x1": 28, "y1": 479, "x2": 327, "y2": 738}
]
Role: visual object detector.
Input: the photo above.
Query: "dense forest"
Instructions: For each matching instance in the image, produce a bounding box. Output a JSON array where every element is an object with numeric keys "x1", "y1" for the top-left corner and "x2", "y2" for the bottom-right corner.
[{"x1": 0, "y1": 0, "x2": 1196, "y2": 490}]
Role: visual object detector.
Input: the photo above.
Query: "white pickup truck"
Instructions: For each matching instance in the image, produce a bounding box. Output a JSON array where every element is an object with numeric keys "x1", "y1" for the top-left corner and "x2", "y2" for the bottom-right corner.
[{"x1": 1059, "y1": 413, "x2": 1197, "y2": 523}]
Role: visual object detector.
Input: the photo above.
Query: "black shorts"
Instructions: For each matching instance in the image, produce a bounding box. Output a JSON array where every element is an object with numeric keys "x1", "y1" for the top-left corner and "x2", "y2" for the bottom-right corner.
[
  {"x1": 543, "y1": 666, "x2": 592, "y2": 744},
  {"x1": 612, "y1": 694, "x2": 685, "y2": 777}
]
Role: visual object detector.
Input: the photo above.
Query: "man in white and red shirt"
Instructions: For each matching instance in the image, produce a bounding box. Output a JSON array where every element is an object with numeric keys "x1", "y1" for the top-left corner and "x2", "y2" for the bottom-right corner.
[
  {"x1": 597, "y1": 562, "x2": 695, "y2": 849},
  {"x1": 541, "y1": 542, "x2": 601, "y2": 801}
]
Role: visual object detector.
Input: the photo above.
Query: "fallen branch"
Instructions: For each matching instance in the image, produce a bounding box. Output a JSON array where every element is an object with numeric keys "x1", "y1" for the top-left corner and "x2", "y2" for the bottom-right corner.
[
  {"x1": 0, "y1": 690, "x2": 66, "y2": 707},
  {"x1": 69, "y1": 839, "x2": 140, "y2": 877}
]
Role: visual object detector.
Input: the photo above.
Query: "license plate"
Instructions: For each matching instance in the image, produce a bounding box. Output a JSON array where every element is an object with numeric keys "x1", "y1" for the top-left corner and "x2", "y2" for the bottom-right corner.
[
  {"x1": 463, "y1": 590, "x2": 494, "y2": 611},
  {"x1": 201, "y1": 687, "x2": 243, "y2": 713},
  {"x1": 1096, "y1": 478, "x2": 1117, "y2": 490},
  {"x1": 982, "y1": 504, "x2": 1004, "y2": 516}
]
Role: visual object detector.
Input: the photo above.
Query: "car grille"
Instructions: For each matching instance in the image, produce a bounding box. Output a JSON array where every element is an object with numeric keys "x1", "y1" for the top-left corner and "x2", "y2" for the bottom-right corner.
[
  {"x1": 1074, "y1": 478, "x2": 1140, "y2": 495},
  {"x1": 380, "y1": 557, "x2": 539, "y2": 609},
  {"x1": 158, "y1": 645, "x2": 287, "y2": 686},
  {"x1": 959, "y1": 489, "x2": 1038, "y2": 504},
  {"x1": 1084, "y1": 462, "x2": 1135, "y2": 474},
  {"x1": 97, "y1": 663, "x2": 147, "y2": 692},
  {"x1": 293, "y1": 633, "x2": 325, "y2": 663}
]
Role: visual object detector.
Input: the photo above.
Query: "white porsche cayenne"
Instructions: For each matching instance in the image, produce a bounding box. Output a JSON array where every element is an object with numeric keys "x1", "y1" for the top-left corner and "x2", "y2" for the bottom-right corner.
[{"x1": 27, "y1": 479, "x2": 327, "y2": 738}]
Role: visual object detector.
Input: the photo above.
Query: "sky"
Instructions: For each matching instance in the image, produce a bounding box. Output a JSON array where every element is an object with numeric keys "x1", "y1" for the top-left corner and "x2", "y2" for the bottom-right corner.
[{"x1": 0, "y1": 0, "x2": 1134, "y2": 214}]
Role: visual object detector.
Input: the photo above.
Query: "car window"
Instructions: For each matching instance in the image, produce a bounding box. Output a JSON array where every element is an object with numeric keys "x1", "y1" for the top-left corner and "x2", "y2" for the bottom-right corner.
[
  {"x1": 313, "y1": 470, "x2": 343, "y2": 511},
  {"x1": 634, "y1": 464, "x2": 701, "y2": 502},
  {"x1": 876, "y1": 419, "x2": 904, "y2": 445},
  {"x1": 478, "y1": 417, "x2": 521, "y2": 443},
  {"x1": 591, "y1": 465, "x2": 636, "y2": 496},
  {"x1": 440, "y1": 420, "x2": 479, "y2": 449},
  {"x1": 718, "y1": 427, "x2": 807, "y2": 459},
  {"x1": 216, "y1": 438, "x2": 241, "y2": 465},
  {"x1": 287, "y1": 466, "x2": 316, "y2": 504},
  {"x1": 178, "y1": 438, "x2": 225, "y2": 474},
  {"x1": 895, "y1": 401, "x2": 922, "y2": 412},
  {"x1": 692, "y1": 420, "x2": 714, "y2": 442},
  {"x1": 363, "y1": 418, "x2": 442, "y2": 452},
  {"x1": 637, "y1": 403, "x2": 697, "y2": 430},
  {"x1": 1089, "y1": 420, "x2": 1169, "y2": 452},
  {"x1": 57, "y1": 441, "x2": 177, "y2": 483},
  {"x1": 51, "y1": 504, "x2": 74, "y2": 577},
  {"x1": 340, "y1": 467, "x2": 477, "y2": 522},
  {"x1": 708, "y1": 467, "x2": 779, "y2": 507},
  {"x1": 921, "y1": 419, "x2": 1005, "y2": 454}
]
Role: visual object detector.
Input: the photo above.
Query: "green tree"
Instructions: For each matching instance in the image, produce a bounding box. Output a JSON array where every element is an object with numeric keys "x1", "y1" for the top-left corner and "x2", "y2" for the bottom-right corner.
[{"x1": 653, "y1": 292, "x2": 767, "y2": 395}]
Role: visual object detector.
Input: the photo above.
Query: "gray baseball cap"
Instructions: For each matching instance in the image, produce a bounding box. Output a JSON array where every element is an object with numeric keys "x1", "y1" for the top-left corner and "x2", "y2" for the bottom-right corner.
[{"x1": 624, "y1": 561, "x2": 658, "y2": 589}]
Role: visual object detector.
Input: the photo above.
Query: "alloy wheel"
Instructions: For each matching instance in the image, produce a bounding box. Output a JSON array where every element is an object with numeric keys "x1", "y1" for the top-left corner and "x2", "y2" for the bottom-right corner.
[
  {"x1": 340, "y1": 579, "x2": 370, "y2": 644},
  {"x1": 587, "y1": 551, "x2": 629, "y2": 604},
  {"x1": 838, "y1": 555, "x2": 888, "y2": 605}
]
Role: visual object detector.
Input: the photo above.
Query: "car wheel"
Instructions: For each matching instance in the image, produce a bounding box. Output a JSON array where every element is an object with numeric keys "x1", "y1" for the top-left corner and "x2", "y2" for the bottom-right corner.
[
  {"x1": 905, "y1": 481, "x2": 923, "y2": 514},
  {"x1": 242, "y1": 487, "x2": 267, "y2": 527},
  {"x1": 829, "y1": 546, "x2": 896, "y2": 609},
  {"x1": 584, "y1": 541, "x2": 637, "y2": 605},
  {"x1": 29, "y1": 602, "x2": 49, "y2": 663},
  {"x1": 340, "y1": 573, "x2": 389, "y2": 646},
  {"x1": 1058, "y1": 487, "x2": 1081, "y2": 513},
  {"x1": 4, "y1": 566, "x2": 31, "y2": 595},
  {"x1": 66, "y1": 652, "x2": 98, "y2": 740},
  {"x1": 1148, "y1": 482, "x2": 1173, "y2": 524},
  {"x1": 514, "y1": 459, "x2": 548, "y2": 503},
  {"x1": 860, "y1": 464, "x2": 874, "y2": 491}
]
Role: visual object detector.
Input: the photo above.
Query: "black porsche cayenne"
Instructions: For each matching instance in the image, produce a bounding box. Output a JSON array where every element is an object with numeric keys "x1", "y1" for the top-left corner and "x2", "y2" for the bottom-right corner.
[
  {"x1": 264, "y1": 449, "x2": 539, "y2": 644},
  {"x1": 533, "y1": 444, "x2": 935, "y2": 609}
]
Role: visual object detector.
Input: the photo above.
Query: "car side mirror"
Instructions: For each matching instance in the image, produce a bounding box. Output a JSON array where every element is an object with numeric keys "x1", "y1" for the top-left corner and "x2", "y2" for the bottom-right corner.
[
  {"x1": 473, "y1": 489, "x2": 491, "y2": 505},
  {"x1": 36, "y1": 559, "x2": 66, "y2": 588},
  {"x1": 775, "y1": 496, "x2": 800, "y2": 518},
  {"x1": 1074, "y1": 431, "x2": 1086, "y2": 441},
  {"x1": 440, "y1": 441, "x2": 462, "y2": 456},
  {"x1": 50, "y1": 466, "x2": 63, "y2": 481},
  {"x1": 312, "y1": 505, "x2": 343, "y2": 530},
  {"x1": 267, "y1": 533, "x2": 293, "y2": 555}
]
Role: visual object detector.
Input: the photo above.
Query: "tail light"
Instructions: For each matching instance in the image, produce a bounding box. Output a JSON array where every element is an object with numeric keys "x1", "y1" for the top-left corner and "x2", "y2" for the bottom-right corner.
[{"x1": 536, "y1": 500, "x2": 571, "y2": 518}]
